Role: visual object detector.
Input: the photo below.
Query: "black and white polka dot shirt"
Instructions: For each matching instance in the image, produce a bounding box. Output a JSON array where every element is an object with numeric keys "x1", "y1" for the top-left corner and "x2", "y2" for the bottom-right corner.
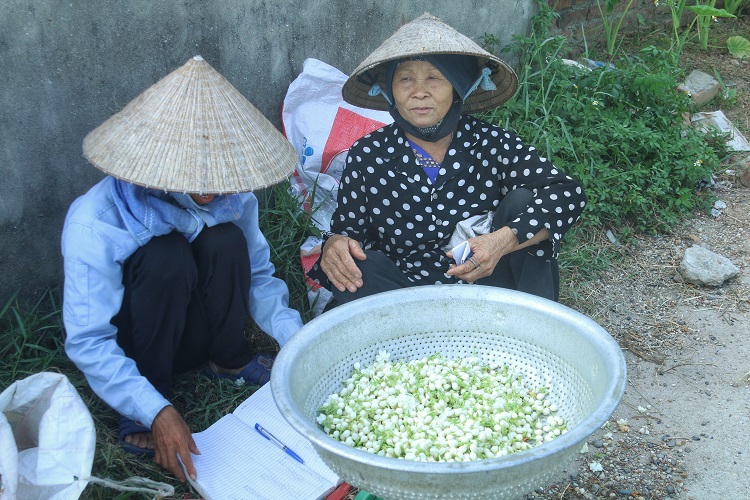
[{"x1": 328, "y1": 115, "x2": 587, "y2": 285}]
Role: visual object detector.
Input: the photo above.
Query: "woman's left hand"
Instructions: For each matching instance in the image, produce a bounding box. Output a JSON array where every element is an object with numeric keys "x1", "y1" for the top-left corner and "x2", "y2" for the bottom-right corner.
[{"x1": 446, "y1": 227, "x2": 519, "y2": 281}]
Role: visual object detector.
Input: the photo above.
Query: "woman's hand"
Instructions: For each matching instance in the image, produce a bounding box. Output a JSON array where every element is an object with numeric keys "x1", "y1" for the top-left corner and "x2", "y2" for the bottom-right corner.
[
  {"x1": 320, "y1": 234, "x2": 367, "y2": 293},
  {"x1": 151, "y1": 405, "x2": 199, "y2": 482},
  {"x1": 447, "y1": 227, "x2": 516, "y2": 281},
  {"x1": 447, "y1": 226, "x2": 549, "y2": 281}
]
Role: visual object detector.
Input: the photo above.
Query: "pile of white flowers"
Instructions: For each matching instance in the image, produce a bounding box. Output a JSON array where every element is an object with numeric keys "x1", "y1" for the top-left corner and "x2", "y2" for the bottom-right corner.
[{"x1": 317, "y1": 351, "x2": 567, "y2": 462}]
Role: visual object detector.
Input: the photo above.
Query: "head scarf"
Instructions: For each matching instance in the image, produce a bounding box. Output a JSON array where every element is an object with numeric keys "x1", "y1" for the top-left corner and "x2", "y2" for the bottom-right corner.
[{"x1": 383, "y1": 54, "x2": 480, "y2": 142}]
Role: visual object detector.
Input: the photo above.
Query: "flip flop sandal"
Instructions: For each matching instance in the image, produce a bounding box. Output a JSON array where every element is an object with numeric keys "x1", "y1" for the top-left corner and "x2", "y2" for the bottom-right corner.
[
  {"x1": 203, "y1": 352, "x2": 276, "y2": 387},
  {"x1": 118, "y1": 415, "x2": 155, "y2": 457}
]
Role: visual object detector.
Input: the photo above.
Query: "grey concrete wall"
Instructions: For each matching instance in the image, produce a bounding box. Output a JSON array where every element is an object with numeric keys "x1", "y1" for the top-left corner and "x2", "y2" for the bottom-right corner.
[{"x1": 0, "y1": 0, "x2": 534, "y2": 302}]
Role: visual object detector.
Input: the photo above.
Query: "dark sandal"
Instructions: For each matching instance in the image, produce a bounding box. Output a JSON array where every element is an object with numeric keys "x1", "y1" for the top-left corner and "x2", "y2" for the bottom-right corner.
[
  {"x1": 118, "y1": 415, "x2": 155, "y2": 456},
  {"x1": 203, "y1": 352, "x2": 276, "y2": 386}
]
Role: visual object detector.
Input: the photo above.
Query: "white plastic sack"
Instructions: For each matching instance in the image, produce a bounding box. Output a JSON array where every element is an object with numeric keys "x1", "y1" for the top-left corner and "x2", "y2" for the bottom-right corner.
[
  {"x1": 283, "y1": 58, "x2": 392, "y2": 314},
  {"x1": 0, "y1": 372, "x2": 95, "y2": 500},
  {"x1": 283, "y1": 57, "x2": 392, "y2": 233}
]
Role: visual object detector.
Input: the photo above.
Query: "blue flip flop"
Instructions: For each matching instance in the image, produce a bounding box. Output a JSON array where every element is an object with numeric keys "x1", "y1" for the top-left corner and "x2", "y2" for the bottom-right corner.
[
  {"x1": 203, "y1": 352, "x2": 276, "y2": 386},
  {"x1": 118, "y1": 415, "x2": 155, "y2": 457}
]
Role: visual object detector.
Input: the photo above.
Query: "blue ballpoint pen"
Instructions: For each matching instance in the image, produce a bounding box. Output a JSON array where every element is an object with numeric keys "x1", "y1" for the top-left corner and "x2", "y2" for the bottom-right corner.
[{"x1": 254, "y1": 423, "x2": 305, "y2": 464}]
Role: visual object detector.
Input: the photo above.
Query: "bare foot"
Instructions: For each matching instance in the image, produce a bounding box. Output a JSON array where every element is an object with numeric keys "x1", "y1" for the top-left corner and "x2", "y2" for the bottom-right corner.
[{"x1": 124, "y1": 430, "x2": 155, "y2": 450}]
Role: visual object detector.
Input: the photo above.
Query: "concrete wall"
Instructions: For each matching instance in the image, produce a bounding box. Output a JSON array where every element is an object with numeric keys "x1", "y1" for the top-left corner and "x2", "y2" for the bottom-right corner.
[{"x1": 0, "y1": 0, "x2": 534, "y2": 302}]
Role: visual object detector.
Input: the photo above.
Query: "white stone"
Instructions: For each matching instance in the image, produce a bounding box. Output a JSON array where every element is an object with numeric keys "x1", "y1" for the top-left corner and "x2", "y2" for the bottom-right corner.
[
  {"x1": 691, "y1": 111, "x2": 750, "y2": 151},
  {"x1": 678, "y1": 245, "x2": 740, "y2": 286}
]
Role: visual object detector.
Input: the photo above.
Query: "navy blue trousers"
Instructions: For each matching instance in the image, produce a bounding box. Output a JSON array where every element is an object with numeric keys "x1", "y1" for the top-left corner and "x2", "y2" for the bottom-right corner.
[{"x1": 113, "y1": 224, "x2": 253, "y2": 398}]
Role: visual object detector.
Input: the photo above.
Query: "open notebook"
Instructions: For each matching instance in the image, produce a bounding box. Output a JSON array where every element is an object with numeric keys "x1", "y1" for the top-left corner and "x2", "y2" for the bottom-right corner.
[{"x1": 187, "y1": 383, "x2": 340, "y2": 500}]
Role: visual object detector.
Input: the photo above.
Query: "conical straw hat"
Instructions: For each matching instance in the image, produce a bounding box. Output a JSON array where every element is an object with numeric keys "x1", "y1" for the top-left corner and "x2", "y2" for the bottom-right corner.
[
  {"x1": 342, "y1": 13, "x2": 518, "y2": 114},
  {"x1": 83, "y1": 55, "x2": 296, "y2": 193}
]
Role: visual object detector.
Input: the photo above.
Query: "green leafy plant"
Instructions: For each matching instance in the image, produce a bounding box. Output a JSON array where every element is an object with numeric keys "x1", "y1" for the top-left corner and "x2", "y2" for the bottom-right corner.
[
  {"x1": 485, "y1": 1, "x2": 723, "y2": 237},
  {"x1": 721, "y1": 0, "x2": 750, "y2": 15},
  {"x1": 727, "y1": 35, "x2": 750, "y2": 58},
  {"x1": 712, "y1": 68, "x2": 738, "y2": 106},
  {"x1": 660, "y1": 0, "x2": 735, "y2": 60},
  {"x1": 661, "y1": 0, "x2": 694, "y2": 63},
  {"x1": 597, "y1": 0, "x2": 636, "y2": 55},
  {"x1": 686, "y1": 3, "x2": 736, "y2": 49}
]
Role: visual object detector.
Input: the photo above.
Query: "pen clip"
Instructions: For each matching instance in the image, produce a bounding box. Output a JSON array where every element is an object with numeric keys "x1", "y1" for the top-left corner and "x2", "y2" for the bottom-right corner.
[{"x1": 254, "y1": 422, "x2": 269, "y2": 439}]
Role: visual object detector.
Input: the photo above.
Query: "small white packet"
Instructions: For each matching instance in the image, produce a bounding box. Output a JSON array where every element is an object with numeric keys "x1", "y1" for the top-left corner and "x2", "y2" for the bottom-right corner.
[{"x1": 450, "y1": 240, "x2": 473, "y2": 265}]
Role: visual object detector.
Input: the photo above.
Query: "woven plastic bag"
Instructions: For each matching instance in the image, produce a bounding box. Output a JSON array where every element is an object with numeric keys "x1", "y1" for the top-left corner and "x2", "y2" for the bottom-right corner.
[
  {"x1": 282, "y1": 58, "x2": 392, "y2": 315},
  {"x1": 283, "y1": 58, "x2": 392, "y2": 233},
  {"x1": 0, "y1": 372, "x2": 95, "y2": 499}
]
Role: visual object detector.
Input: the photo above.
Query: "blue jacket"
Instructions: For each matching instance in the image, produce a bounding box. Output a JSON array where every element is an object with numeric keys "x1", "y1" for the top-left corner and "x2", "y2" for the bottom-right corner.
[{"x1": 61, "y1": 177, "x2": 303, "y2": 427}]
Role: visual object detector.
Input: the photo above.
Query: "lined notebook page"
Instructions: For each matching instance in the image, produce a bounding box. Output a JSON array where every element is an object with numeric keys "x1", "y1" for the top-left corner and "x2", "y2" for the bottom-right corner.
[{"x1": 190, "y1": 384, "x2": 339, "y2": 500}]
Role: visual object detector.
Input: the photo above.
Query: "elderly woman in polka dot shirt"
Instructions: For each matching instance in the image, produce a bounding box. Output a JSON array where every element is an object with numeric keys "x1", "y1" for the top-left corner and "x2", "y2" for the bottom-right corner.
[{"x1": 317, "y1": 14, "x2": 586, "y2": 304}]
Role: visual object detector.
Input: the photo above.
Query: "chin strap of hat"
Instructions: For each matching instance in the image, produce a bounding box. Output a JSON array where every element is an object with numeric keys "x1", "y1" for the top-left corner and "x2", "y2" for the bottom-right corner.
[
  {"x1": 368, "y1": 82, "x2": 393, "y2": 105},
  {"x1": 463, "y1": 67, "x2": 496, "y2": 101}
]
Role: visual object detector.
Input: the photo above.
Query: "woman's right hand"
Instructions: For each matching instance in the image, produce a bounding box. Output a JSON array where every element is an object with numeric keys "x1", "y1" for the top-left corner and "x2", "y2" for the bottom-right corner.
[{"x1": 320, "y1": 234, "x2": 367, "y2": 293}]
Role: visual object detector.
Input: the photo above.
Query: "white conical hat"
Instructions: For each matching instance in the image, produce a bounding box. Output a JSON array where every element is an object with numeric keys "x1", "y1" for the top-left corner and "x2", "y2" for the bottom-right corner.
[
  {"x1": 342, "y1": 13, "x2": 518, "y2": 114},
  {"x1": 83, "y1": 56, "x2": 296, "y2": 193}
]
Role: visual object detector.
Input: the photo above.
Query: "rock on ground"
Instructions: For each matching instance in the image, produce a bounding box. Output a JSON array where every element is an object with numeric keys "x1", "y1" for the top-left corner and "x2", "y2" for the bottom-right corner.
[{"x1": 678, "y1": 244, "x2": 741, "y2": 286}]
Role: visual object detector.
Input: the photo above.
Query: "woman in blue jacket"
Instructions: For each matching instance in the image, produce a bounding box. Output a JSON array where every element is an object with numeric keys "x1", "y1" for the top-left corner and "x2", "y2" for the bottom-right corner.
[{"x1": 61, "y1": 56, "x2": 302, "y2": 483}]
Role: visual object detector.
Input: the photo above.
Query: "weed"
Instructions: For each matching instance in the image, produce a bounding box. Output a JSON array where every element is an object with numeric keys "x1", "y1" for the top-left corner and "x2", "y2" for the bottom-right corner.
[
  {"x1": 0, "y1": 288, "x2": 72, "y2": 387},
  {"x1": 724, "y1": 0, "x2": 750, "y2": 14},
  {"x1": 597, "y1": 0, "x2": 636, "y2": 56},
  {"x1": 483, "y1": 1, "x2": 723, "y2": 238},
  {"x1": 687, "y1": 3, "x2": 736, "y2": 50},
  {"x1": 257, "y1": 182, "x2": 321, "y2": 324}
]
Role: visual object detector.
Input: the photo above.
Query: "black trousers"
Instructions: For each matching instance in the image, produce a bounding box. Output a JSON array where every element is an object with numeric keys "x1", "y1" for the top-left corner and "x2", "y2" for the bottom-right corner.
[
  {"x1": 332, "y1": 188, "x2": 559, "y2": 306},
  {"x1": 113, "y1": 224, "x2": 253, "y2": 398},
  {"x1": 481, "y1": 188, "x2": 559, "y2": 301}
]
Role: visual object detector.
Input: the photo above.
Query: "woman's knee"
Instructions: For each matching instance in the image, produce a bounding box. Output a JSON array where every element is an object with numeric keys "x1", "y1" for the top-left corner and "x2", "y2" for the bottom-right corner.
[
  {"x1": 331, "y1": 249, "x2": 411, "y2": 305},
  {"x1": 129, "y1": 232, "x2": 196, "y2": 286},
  {"x1": 191, "y1": 223, "x2": 248, "y2": 260},
  {"x1": 494, "y1": 188, "x2": 535, "y2": 228},
  {"x1": 357, "y1": 249, "x2": 396, "y2": 276}
]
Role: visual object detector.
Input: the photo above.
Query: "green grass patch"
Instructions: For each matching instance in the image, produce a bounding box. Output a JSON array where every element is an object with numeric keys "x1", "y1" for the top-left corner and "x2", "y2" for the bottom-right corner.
[{"x1": 481, "y1": 2, "x2": 725, "y2": 237}]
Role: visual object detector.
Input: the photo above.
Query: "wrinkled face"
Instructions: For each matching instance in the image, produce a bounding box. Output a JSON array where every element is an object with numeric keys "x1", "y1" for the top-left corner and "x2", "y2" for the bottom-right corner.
[
  {"x1": 190, "y1": 193, "x2": 216, "y2": 205},
  {"x1": 391, "y1": 60, "x2": 454, "y2": 129}
]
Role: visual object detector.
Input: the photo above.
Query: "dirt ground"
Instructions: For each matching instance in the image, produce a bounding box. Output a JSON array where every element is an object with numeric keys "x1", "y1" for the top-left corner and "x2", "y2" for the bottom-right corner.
[
  {"x1": 555, "y1": 18, "x2": 750, "y2": 500},
  {"x1": 530, "y1": 180, "x2": 750, "y2": 499}
]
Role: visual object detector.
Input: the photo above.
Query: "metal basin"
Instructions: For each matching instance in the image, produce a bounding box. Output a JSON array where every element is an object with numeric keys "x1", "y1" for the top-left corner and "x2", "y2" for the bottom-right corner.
[{"x1": 271, "y1": 285, "x2": 626, "y2": 499}]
